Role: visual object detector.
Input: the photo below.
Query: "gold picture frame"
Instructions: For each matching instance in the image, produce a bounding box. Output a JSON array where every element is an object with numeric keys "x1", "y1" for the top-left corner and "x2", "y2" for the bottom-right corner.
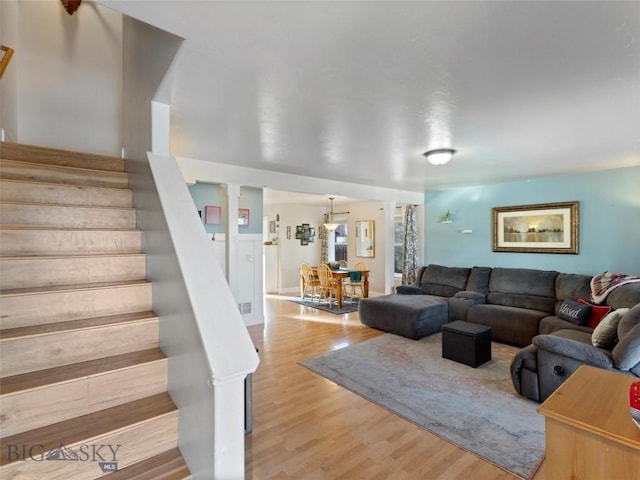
[{"x1": 492, "y1": 201, "x2": 579, "y2": 254}]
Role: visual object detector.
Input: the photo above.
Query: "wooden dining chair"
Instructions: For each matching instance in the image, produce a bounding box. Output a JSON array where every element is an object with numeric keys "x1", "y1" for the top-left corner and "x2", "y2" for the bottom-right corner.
[
  {"x1": 300, "y1": 263, "x2": 320, "y2": 302},
  {"x1": 316, "y1": 263, "x2": 340, "y2": 308},
  {"x1": 344, "y1": 261, "x2": 367, "y2": 300},
  {"x1": 336, "y1": 260, "x2": 349, "y2": 297}
]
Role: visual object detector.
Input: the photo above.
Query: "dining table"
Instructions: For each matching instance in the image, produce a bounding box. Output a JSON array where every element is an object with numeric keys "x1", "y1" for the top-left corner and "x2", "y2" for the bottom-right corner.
[{"x1": 300, "y1": 266, "x2": 370, "y2": 309}]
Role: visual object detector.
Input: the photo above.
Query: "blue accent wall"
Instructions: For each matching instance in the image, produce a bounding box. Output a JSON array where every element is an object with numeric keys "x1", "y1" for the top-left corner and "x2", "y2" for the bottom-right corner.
[
  {"x1": 424, "y1": 166, "x2": 640, "y2": 275},
  {"x1": 188, "y1": 182, "x2": 263, "y2": 235}
]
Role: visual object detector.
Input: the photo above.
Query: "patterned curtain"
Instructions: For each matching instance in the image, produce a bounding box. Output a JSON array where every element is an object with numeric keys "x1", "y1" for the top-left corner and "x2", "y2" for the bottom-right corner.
[
  {"x1": 320, "y1": 214, "x2": 329, "y2": 263},
  {"x1": 402, "y1": 205, "x2": 418, "y2": 285}
]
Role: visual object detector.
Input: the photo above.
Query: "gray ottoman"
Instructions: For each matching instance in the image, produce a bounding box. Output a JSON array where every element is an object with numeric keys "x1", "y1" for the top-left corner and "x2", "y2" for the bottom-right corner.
[{"x1": 358, "y1": 294, "x2": 448, "y2": 340}]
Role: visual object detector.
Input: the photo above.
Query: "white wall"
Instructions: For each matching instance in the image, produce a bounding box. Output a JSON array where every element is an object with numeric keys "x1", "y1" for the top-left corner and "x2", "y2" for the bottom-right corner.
[
  {"x1": 0, "y1": 0, "x2": 18, "y2": 141},
  {"x1": 1, "y1": 1, "x2": 123, "y2": 155},
  {"x1": 343, "y1": 200, "x2": 387, "y2": 294},
  {"x1": 265, "y1": 200, "x2": 407, "y2": 295},
  {"x1": 264, "y1": 203, "x2": 324, "y2": 293}
]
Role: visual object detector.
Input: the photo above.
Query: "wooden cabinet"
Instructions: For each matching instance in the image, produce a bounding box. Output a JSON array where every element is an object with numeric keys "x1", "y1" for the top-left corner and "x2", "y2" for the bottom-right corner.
[{"x1": 538, "y1": 365, "x2": 640, "y2": 480}]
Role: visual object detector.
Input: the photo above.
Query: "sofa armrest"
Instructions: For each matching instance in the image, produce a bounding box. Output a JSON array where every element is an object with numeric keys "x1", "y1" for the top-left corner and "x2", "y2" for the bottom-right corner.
[
  {"x1": 453, "y1": 291, "x2": 486, "y2": 303},
  {"x1": 396, "y1": 285, "x2": 424, "y2": 295},
  {"x1": 532, "y1": 334, "x2": 614, "y2": 369},
  {"x1": 612, "y1": 323, "x2": 640, "y2": 373},
  {"x1": 510, "y1": 344, "x2": 539, "y2": 400},
  {"x1": 448, "y1": 291, "x2": 486, "y2": 321}
]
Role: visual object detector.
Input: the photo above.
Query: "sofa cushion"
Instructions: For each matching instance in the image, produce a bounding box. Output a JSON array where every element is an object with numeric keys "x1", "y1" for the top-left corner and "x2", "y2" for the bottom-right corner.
[
  {"x1": 487, "y1": 292, "x2": 557, "y2": 313},
  {"x1": 465, "y1": 266, "x2": 492, "y2": 294},
  {"x1": 490, "y1": 268, "x2": 559, "y2": 297},
  {"x1": 487, "y1": 268, "x2": 559, "y2": 313},
  {"x1": 591, "y1": 308, "x2": 629, "y2": 348},
  {"x1": 557, "y1": 299, "x2": 591, "y2": 325},
  {"x1": 548, "y1": 328, "x2": 593, "y2": 344},
  {"x1": 539, "y1": 315, "x2": 593, "y2": 335},
  {"x1": 419, "y1": 264, "x2": 470, "y2": 297},
  {"x1": 578, "y1": 299, "x2": 612, "y2": 329},
  {"x1": 358, "y1": 294, "x2": 448, "y2": 340},
  {"x1": 466, "y1": 304, "x2": 547, "y2": 347},
  {"x1": 606, "y1": 282, "x2": 640, "y2": 310},
  {"x1": 555, "y1": 273, "x2": 592, "y2": 306}
]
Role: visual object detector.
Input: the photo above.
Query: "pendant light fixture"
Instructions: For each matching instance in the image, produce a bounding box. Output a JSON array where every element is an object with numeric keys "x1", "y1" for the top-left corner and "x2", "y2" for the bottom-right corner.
[{"x1": 323, "y1": 197, "x2": 340, "y2": 232}]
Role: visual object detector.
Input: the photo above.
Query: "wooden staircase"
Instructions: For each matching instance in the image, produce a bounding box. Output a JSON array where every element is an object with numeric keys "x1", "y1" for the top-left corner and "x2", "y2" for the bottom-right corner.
[{"x1": 0, "y1": 143, "x2": 191, "y2": 479}]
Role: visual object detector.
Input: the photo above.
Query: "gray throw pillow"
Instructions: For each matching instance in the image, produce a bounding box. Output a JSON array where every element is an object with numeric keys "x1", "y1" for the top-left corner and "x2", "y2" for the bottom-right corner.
[{"x1": 558, "y1": 298, "x2": 591, "y2": 325}]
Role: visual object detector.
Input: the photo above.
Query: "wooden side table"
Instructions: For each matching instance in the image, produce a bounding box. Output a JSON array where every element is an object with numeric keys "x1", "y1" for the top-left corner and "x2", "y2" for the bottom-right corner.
[{"x1": 538, "y1": 365, "x2": 640, "y2": 480}]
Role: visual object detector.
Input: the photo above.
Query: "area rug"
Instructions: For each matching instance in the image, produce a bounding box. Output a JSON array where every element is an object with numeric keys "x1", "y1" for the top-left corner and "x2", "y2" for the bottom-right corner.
[
  {"x1": 288, "y1": 298, "x2": 359, "y2": 315},
  {"x1": 300, "y1": 333, "x2": 545, "y2": 479}
]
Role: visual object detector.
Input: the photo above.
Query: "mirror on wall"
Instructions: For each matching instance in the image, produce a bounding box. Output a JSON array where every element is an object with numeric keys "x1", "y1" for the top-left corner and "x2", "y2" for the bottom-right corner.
[{"x1": 355, "y1": 220, "x2": 375, "y2": 257}]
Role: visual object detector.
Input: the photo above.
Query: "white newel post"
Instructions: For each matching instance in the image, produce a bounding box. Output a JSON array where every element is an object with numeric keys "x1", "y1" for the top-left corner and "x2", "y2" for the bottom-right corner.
[{"x1": 213, "y1": 375, "x2": 247, "y2": 479}]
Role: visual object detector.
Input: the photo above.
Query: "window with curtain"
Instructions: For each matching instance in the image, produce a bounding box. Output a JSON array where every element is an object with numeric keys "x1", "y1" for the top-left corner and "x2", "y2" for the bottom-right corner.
[
  {"x1": 402, "y1": 205, "x2": 418, "y2": 285},
  {"x1": 394, "y1": 212, "x2": 404, "y2": 275}
]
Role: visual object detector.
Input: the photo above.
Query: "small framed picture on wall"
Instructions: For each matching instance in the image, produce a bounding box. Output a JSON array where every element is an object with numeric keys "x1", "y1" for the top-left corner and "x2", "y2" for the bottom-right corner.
[
  {"x1": 238, "y1": 208, "x2": 250, "y2": 226},
  {"x1": 205, "y1": 205, "x2": 221, "y2": 225}
]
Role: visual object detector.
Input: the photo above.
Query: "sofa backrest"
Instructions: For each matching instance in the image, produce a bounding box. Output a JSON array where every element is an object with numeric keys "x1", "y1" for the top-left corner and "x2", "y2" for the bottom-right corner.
[
  {"x1": 606, "y1": 282, "x2": 640, "y2": 310},
  {"x1": 417, "y1": 264, "x2": 470, "y2": 297},
  {"x1": 465, "y1": 266, "x2": 492, "y2": 294},
  {"x1": 554, "y1": 273, "x2": 592, "y2": 313},
  {"x1": 487, "y1": 267, "x2": 559, "y2": 313}
]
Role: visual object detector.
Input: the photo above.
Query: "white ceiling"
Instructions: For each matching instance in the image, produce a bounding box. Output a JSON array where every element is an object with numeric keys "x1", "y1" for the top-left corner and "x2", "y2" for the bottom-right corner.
[{"x1": 100, "y1": 1, "x2": 640, "y2": 194}]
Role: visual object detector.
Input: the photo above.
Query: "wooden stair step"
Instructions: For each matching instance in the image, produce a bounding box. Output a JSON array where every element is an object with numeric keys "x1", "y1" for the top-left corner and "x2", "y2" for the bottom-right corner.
[
  {"x1": 1, "y1": 142, "x2": 125, "y2": 172},
  {"x1": 0, "y1": 393, "x2": 178, "y2": 479},
  {"x1": 0, "y1": 226, "x2": 142, "y2": 256},
  {"x1": 1, "y1": 310, "x2": 158, "y2": 338},
  {"x1": 0, "y1": 254, "x2": 147, "y2": 290},
  {"x1": 0, "y1": 281, "x2": 152, "y2": 329},
  {"x1": 0, "y1": 159, "x2": 129, "y2": 188},
  {"x1": 0, "y1": 178, "x2": 132, "y2": 207},
  {"x1": 0, "y1": 202, "x2": 136, "y2": 228},
  {"x1": 0, "y1": 348, "x2": 167, "y2": 437},
  {"x1": 101, "y1": 448, "x2": 191, "y2": 480},
  {"x1": 0, "y1": 311, "x2": 159, "y2": 377},
  {"x1": 0, "y1": 347, "x2": 165, "y2": 394}
]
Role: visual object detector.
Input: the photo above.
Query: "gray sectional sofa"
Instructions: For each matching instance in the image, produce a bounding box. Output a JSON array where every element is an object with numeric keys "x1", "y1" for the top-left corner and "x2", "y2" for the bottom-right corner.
[
  {"x1": 358, "y1": 264, "x2": 640, "y2": 401},
  {"x1": 360, "y1": 264, "x2": 607, "y2": 347}
]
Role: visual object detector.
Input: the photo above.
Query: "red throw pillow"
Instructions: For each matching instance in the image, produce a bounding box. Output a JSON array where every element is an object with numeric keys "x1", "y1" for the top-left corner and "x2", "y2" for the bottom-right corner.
[{"x1": 578, "y1": 298, "x2": 612, "y2": 329}]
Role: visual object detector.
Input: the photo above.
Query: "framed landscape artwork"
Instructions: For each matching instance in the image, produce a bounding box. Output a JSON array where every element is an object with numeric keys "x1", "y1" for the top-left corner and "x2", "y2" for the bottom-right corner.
[{"x1": 492, "y1": 201, "x2": 579, "y2": 254}]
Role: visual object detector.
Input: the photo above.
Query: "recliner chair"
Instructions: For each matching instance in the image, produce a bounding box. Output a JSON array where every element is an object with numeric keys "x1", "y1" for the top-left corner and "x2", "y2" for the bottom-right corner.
[{"x1": 511, "y1": 303, "x2": 640, "y2": 402}]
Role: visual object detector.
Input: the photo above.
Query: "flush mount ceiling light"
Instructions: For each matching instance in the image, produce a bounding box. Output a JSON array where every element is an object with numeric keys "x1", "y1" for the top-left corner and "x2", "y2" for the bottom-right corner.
[
  {"x1": 423, "y1": 148, "x2": 456, "y2": 166},
  {"x1": 323, "y1": 197, "x2": 340, "y2": 232}
]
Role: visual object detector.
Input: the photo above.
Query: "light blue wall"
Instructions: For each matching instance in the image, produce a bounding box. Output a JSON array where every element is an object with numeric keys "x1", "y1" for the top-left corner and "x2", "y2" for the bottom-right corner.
[
  {"x1": 424, "y1": 166, "x2": 640, "y2": 275},
  {"x1": 188, "y1": 182, "x2": 263, "y2": 235}
]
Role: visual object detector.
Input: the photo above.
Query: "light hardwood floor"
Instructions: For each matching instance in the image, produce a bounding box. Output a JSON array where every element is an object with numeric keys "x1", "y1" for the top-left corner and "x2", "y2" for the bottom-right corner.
[{"x1": 245, "y1": 295, "x2": 547, "y2": 479}]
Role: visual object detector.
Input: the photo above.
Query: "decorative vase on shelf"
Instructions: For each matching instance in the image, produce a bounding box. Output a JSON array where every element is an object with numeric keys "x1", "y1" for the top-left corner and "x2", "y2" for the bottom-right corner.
[{"x1": 439, "y1": 210, "x2": 454, "y2": 223}]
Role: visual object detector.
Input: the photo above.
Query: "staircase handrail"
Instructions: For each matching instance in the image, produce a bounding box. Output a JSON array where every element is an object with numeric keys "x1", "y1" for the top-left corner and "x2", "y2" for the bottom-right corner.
[{"x1": 148, "y1": 152, "x2": 259, "y2": 384}]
